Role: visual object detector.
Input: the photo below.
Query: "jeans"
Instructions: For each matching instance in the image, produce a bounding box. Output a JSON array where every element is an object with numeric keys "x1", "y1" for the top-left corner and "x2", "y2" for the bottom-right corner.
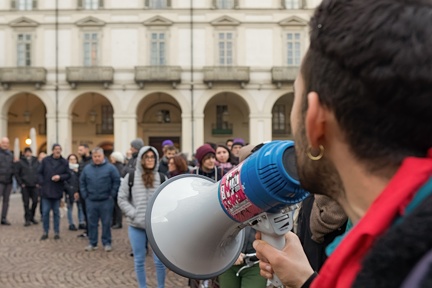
[
  {"x1": 0, "y1": 183, "x2": 12, "y2": 220},
  {"x1": 67, "y1": 198, "x2": 84, "y2": 226},
  {"x1": 22, "y1": 186, "x2": 38, "y2": 222},
  {"x1": 129, "y1": 226, "x2": 166, "y2": 288},
  {"x1": 41, "y1": 198, "x2": 60, "y2": 234},
  {"x1": 86, "y1": 198, "x2": 113, "y2": 247}
]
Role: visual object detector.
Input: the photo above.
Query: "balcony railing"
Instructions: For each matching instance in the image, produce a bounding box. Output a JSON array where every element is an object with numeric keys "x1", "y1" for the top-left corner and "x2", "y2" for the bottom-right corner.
[
  {"x1": 271, "y1": 66, "x2": 299, "y2": 88},
  {"x1": 212, "y1": 123, "x2": 233, "y2": 135},
  {"x1": 0, "y1": 67, "x2": 47, "y2": 89},
  {"x1": 66, "y1": 66, "x2": 114, "y2": 89},
  {"x1": 203, "y1": 66, "x2": 250, "y2": 88},
  {"x1": 134, "y1": 66, "x2": 181, "y2": 89}
]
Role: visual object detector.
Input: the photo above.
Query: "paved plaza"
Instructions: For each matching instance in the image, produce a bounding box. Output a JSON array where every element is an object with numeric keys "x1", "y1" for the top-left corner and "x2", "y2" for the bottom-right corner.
[{"x1": 0, "y1": 193, "x2": 190, "y2": 288}]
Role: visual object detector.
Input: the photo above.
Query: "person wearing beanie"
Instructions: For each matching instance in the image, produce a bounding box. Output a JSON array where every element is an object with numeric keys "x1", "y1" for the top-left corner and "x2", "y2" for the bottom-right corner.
[
  {"x1": 161, "y1": 139, "x2": 174, "y2": 148},
  {"x1": 230, "y1": 138, "x2": 245, "y2": 166},
  {"x1": 121, "y1": 138, "x2": 144, "y2": 177},
  {"x1": 158, "y1": 145, "x2": 177, "y2": 176},
  {"x1": 192, "y1": 144, "x2": 222, "y2": 181}
]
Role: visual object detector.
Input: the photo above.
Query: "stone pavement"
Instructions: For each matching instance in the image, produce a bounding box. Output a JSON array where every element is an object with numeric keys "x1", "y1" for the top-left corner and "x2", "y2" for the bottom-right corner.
[{"x1": 0, "y1": 193, "x2": 190, "y2": 288}]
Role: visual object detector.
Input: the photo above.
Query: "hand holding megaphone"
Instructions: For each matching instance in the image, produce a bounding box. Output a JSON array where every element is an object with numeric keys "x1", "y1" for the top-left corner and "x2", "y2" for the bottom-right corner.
[{"x1": 145, "y1": 140, "x2": 308, "y2": 285}]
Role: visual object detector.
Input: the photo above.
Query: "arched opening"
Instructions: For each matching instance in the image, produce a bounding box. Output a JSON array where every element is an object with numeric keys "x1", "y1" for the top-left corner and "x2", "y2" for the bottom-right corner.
[
  {"x1": 272, "y1": 92, "x2": 294, "y2": 140},
  {"x1": 204, "y1": 92, "x2": 250, "y2": 145},
  {"x1": 137, "y1": 92, "x2": 182, "y2": 156},
  {"x1": 70, "y1": 92, "x2": 114, "y2": 156},
  {"x1": 7, "y1": 93, "x2": 47, "y2": 157}
]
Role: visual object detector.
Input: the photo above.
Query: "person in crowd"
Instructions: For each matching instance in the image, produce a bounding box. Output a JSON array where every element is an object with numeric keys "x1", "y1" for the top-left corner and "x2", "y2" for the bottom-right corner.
[
  {"x1": 118, "y1": 146, "x2": 166, "y2": 288},
  {"x1": 230, "y1": 138, "x2": 245, "y2": 166},
  {"x1": 167, "y1": 154, "x2": 190, "y2": 178},
  {"x1": 80, "y1": 147, "x2": 120, "y2": 252},
  {"x1": 218, "y1": 144, "x2": 267, "y2": 288},
  {"x1": 15, "y1": 147, "x2": 40, "y2": 226},
  {"x1": 110, "y1": 151, "x2": 125, "y2": 229},
  {"x1": 192, "y1": 144, "x2": 222, "y2": 181},
  {"x1": 215, "y1": 144, "x2": 234, "y2": 176},
  {"x1": 0, "y1": 137, "x2": 14, "y2": 225},
  {"x1": 37, "y1": 151, "x2": 47, "y2": 220},
  {"x1": 122, "y1": 138, "x2": 144, "y2": 177},
  {"x1": 77, "y1": 144, "x2": 92, "y2": 237},
  {"x1": 158, "y1": 144, "x2": 177, "y2": 176},
  {"x1": 38, "y1": 143, "x2": 70, "y2": 240},
  {"x1": 253, "y1": 0, "x2": 432, "y2": 287},
  {"x1": 225, "y1": 139, "x2": 233, "y2": 151},
  {"x1": 64, "y1": 154, "x2": 85, "y2": 231}
]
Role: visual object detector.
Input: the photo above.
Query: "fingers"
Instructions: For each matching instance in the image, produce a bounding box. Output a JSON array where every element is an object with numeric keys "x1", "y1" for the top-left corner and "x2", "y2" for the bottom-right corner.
[{"x1": 259, "y1": 260, "x2": 274, "y2": 279}]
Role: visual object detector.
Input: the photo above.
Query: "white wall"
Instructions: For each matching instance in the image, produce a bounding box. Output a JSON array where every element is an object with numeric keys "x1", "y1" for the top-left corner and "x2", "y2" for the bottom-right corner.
[
  {"x1": 111, "y1": 29, "x2": 138, "y2": 68},
  {"x1": 0, "y1": 31, "x2": 5, "y2": 66},
  {"x1": 244, "y1": 29, "x2": 273, "y2": 67}
]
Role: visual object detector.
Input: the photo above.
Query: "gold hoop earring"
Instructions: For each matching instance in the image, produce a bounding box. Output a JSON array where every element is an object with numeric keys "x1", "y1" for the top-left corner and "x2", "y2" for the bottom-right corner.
[{"x1": 307, "y1": 145, "x2": 324, "y2": 161}]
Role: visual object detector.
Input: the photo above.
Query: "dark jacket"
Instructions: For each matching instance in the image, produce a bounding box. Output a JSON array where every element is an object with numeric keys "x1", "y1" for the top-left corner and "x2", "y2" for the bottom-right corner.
[
  {"x1": 64, "y1": 169, "x2": 79, "y2": 200},
  {"x1": 78, "y1": 154, "x2": 92, "y2": 175},
  {"x1": 112, "y1": 161, "x2": 124, "y2": 177},
  {"x1": 158, "y1": 156, "x2": 169, "y2": 175},
  {"x1": 38, "y1": 155, "x2": 70, "y2": 199},
  {"x1": 193, "y1": 166, "x2": 222, "y2": 181},
  {"x1": 0, "y1": 148, "x2": 15, "y2": 184},
  {"x1": 80, "y1": 159, "x2": 120, "y2": 201},
  {"x1": 15, "y1": 156, "x2": 40, "y2": 187},
  {"x1": 121, "y1": 152, "x2": 138, "y2": 177}
]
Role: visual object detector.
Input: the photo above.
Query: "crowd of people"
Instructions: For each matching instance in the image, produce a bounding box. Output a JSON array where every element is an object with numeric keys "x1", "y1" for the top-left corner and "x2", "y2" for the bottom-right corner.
[{"x1": 1, "y1": 0, "x2": 431, "y2": 287}]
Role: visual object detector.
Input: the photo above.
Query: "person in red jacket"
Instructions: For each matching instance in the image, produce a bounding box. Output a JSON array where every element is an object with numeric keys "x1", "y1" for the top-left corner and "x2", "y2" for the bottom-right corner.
[{"x1": 253, "y1": 0, "x2": 432, "y2": 287}]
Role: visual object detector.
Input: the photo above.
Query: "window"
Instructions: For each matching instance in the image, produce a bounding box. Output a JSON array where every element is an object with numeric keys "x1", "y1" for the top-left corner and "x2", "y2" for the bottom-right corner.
[
  {"x1": 101, "y1": 105, "x2": 113, "y2": 134},
  {"x1": 15, "y1": 0, "x2": 35, "y2": 10},
  {"x1": 150, "y1": 32, "x2": 166, "y2": 65},
  {"x1": 285, "y1": 0, "x2": 300, "y2": 9},
  {"x1": 79, "y1": 0, "x2": 103, "y2": 9},
  {"x1": 83, "y1": 32, "x2": 99, "y2": 66},
  {"x1": 218, "y1": 32, "x2": 233, "y2": 66},
  {"x1": 17, "y1": 33, "x2": 32, "y2": 67},
  {"x1": 216, "y1": 105, "x2": 229, "y2": 129},
  {"x1": 149, "y1": 0, "x2": 167, "y2": 9},
  {"x1": 216, "y1": 0, "x2": 234, "y2": 9},
  {"x1": 272, "y1": 105, "x2": 287, "y2": 133},
  {"x1": 286, "y1": 33, "x2": 301, "y2": 66}
]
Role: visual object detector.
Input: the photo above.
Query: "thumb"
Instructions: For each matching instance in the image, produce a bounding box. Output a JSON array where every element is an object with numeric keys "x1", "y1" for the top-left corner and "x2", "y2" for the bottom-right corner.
[{"x1": 253, "y1": 239, "x2": 278, "y2": 264}]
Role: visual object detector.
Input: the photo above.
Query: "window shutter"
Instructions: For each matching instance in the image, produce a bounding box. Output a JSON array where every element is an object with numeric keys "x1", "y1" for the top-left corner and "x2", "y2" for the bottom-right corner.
[
  {"x1": 11, "y1": 0, "x2": 16, "y2": 9},
  {"x1": 99, "y1": 0, "x2": 104, "y2": 8},
  {"x1": 77, "y1": 0, "x2": 83, "y2": 8},
  {"x1": 33, "y1": 0, "x2": 37, "y2": 8}
]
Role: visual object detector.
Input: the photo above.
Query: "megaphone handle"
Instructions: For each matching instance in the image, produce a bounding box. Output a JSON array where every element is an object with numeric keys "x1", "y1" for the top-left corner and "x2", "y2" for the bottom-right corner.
[{"x1": 261, "y1": 233, "x2": 285, "y2": 288}]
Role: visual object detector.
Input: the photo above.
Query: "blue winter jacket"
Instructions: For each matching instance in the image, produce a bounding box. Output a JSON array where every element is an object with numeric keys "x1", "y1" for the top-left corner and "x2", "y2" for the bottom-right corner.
[{"x1": 80, "y1": 159, "x2": 120, "y2": 201}]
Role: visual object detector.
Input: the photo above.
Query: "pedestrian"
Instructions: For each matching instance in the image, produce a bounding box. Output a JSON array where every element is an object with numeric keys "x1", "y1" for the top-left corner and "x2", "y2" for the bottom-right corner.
[
  {"x1": 122, "y1": 138, "x2": 144, "y2": 177},
  {"x1": 215, "y1": 144, "x2": 234, "y2": 176},
  {"x1": 192, "y1": 144, "x2": 222, "y2": 181},
  {"x1": 118, "y1": 146, "x2": 166, "y2": 288},
  {"x1": 80, "y1": 147, "x2": 120, "y2": 252},
  {"x1": 64, "y1": 154, "x2": 85, "y2": 231},
  {"x1": 110, "y1": 151, "x2": 124, "y2": 229},
  {"x1": 38, "y1": 143, "x2": 70, "y2": 240},
  {"x1": 253, "y1": 0, "x2": 432, "y2": 287},
  {"x1": 158, "y1": 142, "x2": 177, "y2": 176},
  {"x1": 167, "y1": 154, "x2": 189, "y2": 178},
  {"x1": 77, "y1": 144, "x2": 92, "y2": 237},
  {"x1": 0, "y1": 137, "x2": 14, "y2": 225},
  {"x1": 15, "y1": 147, "x2": 40, "y2": 226}
]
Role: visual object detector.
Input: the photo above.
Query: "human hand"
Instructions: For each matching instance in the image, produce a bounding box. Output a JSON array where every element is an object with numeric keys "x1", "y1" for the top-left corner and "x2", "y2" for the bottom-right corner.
[
  {"x1": 234, "y1": 253, "x2": 245, "y2": 265},
  {"x1": 74, "y1": 192, "x2": 80, "y2": 201},
  {"x1": 51, "y1": 175, "x2": 60, "y2": 182},
  {"x1": 253, "y1": 231, "x2": 314, "y2": 288}
]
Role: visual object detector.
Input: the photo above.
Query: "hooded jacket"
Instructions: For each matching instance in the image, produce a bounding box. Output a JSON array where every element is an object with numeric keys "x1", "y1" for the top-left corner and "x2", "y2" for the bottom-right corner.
[{"x1": 117, "y1": 146, "x2": 164, "y2": 229}]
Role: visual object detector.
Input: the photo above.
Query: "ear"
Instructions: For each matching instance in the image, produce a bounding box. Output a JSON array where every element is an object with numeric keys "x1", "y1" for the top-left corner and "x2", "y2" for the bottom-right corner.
[{"x1": 305, "y1": 92, "x2": 326, "y2": 148}]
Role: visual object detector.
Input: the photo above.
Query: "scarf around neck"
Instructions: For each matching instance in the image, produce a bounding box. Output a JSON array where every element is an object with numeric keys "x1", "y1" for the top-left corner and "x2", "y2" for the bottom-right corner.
[{"x1": 312, "y1": 149, "x2": 432, "y2": 288}]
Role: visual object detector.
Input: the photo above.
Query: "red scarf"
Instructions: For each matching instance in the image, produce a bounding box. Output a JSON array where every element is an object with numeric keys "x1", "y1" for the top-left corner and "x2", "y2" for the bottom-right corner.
[{"x1": 312, "y1": 149, "x2": 432, "y2": 288}]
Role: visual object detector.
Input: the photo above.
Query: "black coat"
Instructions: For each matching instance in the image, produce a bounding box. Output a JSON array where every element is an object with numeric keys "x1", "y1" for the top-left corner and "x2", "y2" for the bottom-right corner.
[
  {"x1": 64, "y1": 169, "x2": 79, "y2": 199},
  {"x1": 38, "y1": 155, "x2": 70, "y2": 199},
  {"x1": 15, "y1": 156, "x2": 39, "y2": 187},
  {"x1": 0, "y1": 148, "x2": 14, "y2": 184}
]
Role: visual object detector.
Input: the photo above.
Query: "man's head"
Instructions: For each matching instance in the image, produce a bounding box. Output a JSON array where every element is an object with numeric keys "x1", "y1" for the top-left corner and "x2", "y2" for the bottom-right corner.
[
  {"x1": 78, "y1": 144, "x2": 90, "y2": 157},
  {"x1": 24, "y1": 147, "x2": 32, "y2": 158},
  {"x1": 0, "y1": 137, "x2": 9, "y2": 150},
  {"x1": 231, "y1": 138, "x2": 245, "y2": 157},
  {"x1": 292, "y1": 0, "x2": 432, "y2": 198},
  {"x1": 163, "y1": 145, "x2": 177, "y2": 159},
  {"x1": 130, "y1": 138, "x2": 144, "y2": 154},
  {"x1": 51, "y1": 144, "x2": 62, "y2": 159},
  {"x1": 92, "y1": 147, "x2": 105, "y2": 165},
  {"x1": 225, "y1": 139, "x2": 233, "y2": 151}
]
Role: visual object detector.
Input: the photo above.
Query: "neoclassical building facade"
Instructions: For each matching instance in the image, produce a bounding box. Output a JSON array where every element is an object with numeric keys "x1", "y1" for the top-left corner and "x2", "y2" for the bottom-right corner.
[{"x1": 0, "y1": 0, "x2": 319, "y2": 158}]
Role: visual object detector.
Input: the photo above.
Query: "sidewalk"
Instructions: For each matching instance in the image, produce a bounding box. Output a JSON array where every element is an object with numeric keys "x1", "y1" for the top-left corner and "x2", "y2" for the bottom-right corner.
[{"x1": 0, "y1": 193, "x2": 190, "y2": 288}]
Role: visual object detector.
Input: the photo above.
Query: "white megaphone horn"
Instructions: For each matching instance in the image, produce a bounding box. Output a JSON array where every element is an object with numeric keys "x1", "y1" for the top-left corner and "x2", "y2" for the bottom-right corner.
[{"x1": 145, "y1": 140, "x2": 309, "y2": 286}]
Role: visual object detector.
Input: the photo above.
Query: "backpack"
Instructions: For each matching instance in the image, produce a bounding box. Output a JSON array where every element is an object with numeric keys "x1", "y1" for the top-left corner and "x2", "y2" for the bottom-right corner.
[{"x1": 128, "y1": 170, "x2": 167, "y2": 201}]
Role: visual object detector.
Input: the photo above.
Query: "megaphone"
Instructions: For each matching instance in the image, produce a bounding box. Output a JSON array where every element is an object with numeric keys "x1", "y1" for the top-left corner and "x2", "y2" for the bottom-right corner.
[{"x1": 146, "y1": 140, "x2": 308, "y2": 284}]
